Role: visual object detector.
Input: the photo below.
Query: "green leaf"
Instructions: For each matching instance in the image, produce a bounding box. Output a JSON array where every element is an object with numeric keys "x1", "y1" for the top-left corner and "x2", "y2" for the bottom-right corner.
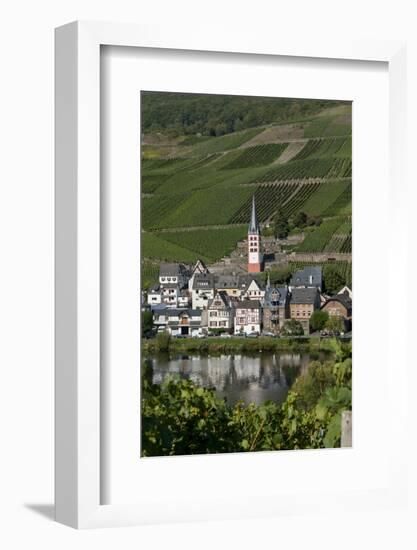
[{"x1": 323, "y1": 413, "x2": 342, "y2": 448}]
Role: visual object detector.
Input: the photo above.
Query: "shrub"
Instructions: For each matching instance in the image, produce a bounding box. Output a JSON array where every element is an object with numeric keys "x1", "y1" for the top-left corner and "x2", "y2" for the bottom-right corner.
[
  {"x1": 155, "y1": 331, "x2": 171, "y2": 352},
  {"x1": 281, "y1": 320, "x2": 304, "y2": 336},
  {"x1": 325, "y1": 315, "x2": 345, "y2": 333}
]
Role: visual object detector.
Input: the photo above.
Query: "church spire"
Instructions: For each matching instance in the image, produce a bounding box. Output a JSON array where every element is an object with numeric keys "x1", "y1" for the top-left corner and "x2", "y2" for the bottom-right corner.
[{"x1": 249, "y1": 194, "x2": 259, "y2": 233}]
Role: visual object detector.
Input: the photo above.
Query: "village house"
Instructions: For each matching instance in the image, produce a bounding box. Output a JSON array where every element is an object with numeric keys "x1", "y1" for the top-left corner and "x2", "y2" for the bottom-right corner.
[
  {"x1": 262, "y1": 282, "x2": 290, "y2": 334},
  {"x1": 321, "y1": 290, "x2": 352, "y2": 332},
  {"x1": 146, "y1": 283, "x2": 162, "y2": 306},
  {"x1": 240, "y1": 276, "x2": 265, "y2": 301},
  {"x1": 188, "y1": 259, "x2": 209, "y2": 291},
  {"x1": 159, "y1": 262, "x2": 189, "y2": 287},
  {"x1": 289, "y1": 287, "x2": 321, "y2": 334},
  {"x1": 153, "y1": 262, "x2": 190, "y2": 307},
  {"x1": 165, "y1": 308, "x2": 202, "y2": 336},
  {"x1": 214, "y1": 274, "x2": 242, "y2": 299},
  {"x1": 206, "y1": 291, "x2": 235, "y2": 333},
  {"x1": 191, "y1": 272, "x2": 216, "y2": 310},
  {"x1": 177, "y1": 289, "x2": 191, "y2": 308},
  {"x1": 152, "y1": 306, "x2": 169, "y2": 332},
  {"x1": 289, "y1": 266, "x2": 322, "y2": 291},
  {"x1": 159, "y1": 283, "x2": 181, "y2": 307},
  {"x1": 234, "y1": 300, "x2": 262, "y2": 335}
]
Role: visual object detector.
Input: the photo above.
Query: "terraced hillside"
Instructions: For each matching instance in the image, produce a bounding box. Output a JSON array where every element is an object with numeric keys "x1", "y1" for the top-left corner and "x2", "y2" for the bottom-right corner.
[{"x1": 141, "y1": 94, "x2": 352, "y2": 288}]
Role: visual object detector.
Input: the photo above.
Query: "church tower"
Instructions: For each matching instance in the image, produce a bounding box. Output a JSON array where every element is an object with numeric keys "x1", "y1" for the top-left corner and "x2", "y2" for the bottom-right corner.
[{"x1": 247, "y1": 195, "x2": 263, "y2": 273}]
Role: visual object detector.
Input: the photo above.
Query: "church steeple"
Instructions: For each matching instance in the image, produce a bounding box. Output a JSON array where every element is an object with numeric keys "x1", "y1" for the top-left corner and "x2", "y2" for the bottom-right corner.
[
  {"x1": 249, "y1": 194, "x2": 259, "y2": 234},
  {"x1": 247, "y1": 194, "x2": 263, "y2": 273},
  {"x1": 266, "y1": 272, "x2": 271, "y2": 290}
]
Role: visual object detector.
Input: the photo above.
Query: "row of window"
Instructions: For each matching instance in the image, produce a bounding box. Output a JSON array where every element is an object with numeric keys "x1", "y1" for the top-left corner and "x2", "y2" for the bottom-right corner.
[
  {"x1": 209, "y1": 311, "x2": 229, "y2": 317},
  {"x1": 237, "y1": 316, "x2": 258, "y2": 324},
  {"x1": 295, "y1": 311, "x2": 310, "y2": 317}
]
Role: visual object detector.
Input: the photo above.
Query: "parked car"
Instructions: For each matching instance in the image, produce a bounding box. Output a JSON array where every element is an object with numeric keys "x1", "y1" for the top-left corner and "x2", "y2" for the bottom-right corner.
[
  {"x1": 220, "y1": 333, "x2": 231, "y2": 338},
  {"x1": 247, "y1": 332, "x2": 259, "y2": 338},
  {"x1": 261, "y1": 331, "x2": 275, "y2": 337}
]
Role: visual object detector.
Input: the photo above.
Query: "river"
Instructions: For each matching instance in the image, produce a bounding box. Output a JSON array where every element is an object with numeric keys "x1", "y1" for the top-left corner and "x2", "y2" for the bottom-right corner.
[{"x1": 148, "y1": 351, "x2": 333, "y2": 407}]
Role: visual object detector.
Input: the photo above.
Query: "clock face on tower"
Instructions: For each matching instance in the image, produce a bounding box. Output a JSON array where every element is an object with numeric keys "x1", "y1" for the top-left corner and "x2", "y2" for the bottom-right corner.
[{"x1": 249, "y1": 252, "x2": 259, "y2": 263}]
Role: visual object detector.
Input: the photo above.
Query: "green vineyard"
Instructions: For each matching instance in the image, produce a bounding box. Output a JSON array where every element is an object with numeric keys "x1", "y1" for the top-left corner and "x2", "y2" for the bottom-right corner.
[
  {"x1": 223, "y1": 143, "x2": 289, "y2": 169},
  {"x1": 154, "y1": 226, "x2": 247, "y2": 263},
  {"x1": 292, "y1": 137, "x2": 351, "y2": 161},
  {"x1": 189, "y1": 127, "x2": 264, "y2": 155},
  {"x1": 322, "y1": 184, "x2": 352, "y2": 216},
  {"x1": 255, "y1": 157, "x2": 352, "y2": 182},
  {"x1": 297, "y1": 217, "x2": 351, "y2": 253},
  {"x1": 229, "y1": 182, "x2": 324, "y2": 224},
  {"x1": 140, "y1": 96, "x2": 352, "y2": 269},
  {"x1": 142, "y1": 260, "x2": 160, "y2": 290}
]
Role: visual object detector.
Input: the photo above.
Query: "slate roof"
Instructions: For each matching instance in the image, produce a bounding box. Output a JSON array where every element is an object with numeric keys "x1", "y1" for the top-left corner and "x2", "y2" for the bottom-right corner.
[
  {"x1": 190, "y1": 259, "x2": 208, "y2": 275},
  {"x1": 164, "y1": 308, "x2": 202, "y2": 317},
  {"x1": 159, "y1": 263, "x2": 182, "y2": 277},
  {"x1": 290, "y1": 266, "x2": 322, "y2": 289},
  {"x1": 151, "y1": 304, "x2": 168, "y2": 312},
  {"x1": 235, "y1": 300, "x2": 261, "y2": 309},
  {"x1": 148, "y1": 284, "x2": 160, "y2": 293},
  {"x1": 168, "y1": 320, "x2": 201, "y2": 327},
  {"x1": 238, "y1": 274, "x2": 265, "y2": 290},
  {"x1": 323, "y1": 292, "x2": 352, "y2": 313},
  {"x1": 264, "y1": 286, "x2": 289, "y2": 308},
  {"x1": 248, "y1": 194, "x2": 260, "y2": 234},
  {"x1": 208, "y1": 290, "x2": 233, "y2": 309},
  {"x1": 192, "y1": 273, "x2": 215, "y2": 290},
  {"x1": 215, "y1": 274, "x2": 240, "y2": 288},
  {"x1": 290, "y1": 287, "x2": 320, "y2": 305}
]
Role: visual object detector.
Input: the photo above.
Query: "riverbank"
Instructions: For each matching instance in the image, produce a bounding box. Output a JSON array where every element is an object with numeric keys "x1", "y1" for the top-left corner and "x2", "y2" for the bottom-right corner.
[{"x1": 142, "y1": 334, "x2": 350, "y2": 356}]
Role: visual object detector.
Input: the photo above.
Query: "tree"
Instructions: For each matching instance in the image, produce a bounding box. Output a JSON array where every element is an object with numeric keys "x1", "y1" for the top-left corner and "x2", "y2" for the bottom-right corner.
[
  {"x1": 266, "y1": 267, "x2": 292, "y2": 285},
  {"x1": 325, "y1": 316, "x2": 345, "y2": 333},
  {"x1": 293, "y1": 211, "x2": 308, "y2": 228},
  {"x1": 323, "y1": 266, "x2": 346, "y2": 294},
  {"x1": 281, "y1": 319, "x2": 304, "y2": 336},
  {"x1": 273, "y1": 208, "x2": 290, "y2": 239},
  {"x1": 142, "y1": 310, "x2": 153, "y2": 337},
  {"x1": 309, "y1": 310, "x2": 329, "y2": 332}
]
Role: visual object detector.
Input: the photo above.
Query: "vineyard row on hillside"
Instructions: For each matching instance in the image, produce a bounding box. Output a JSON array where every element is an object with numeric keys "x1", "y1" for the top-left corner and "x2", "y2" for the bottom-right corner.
[
  {"x1": 292, "y1": 137, "x2": 351, "y2": 161},
  {"x1": 229, "y1": 181, "x2": 323, "y2": 224},
  {"x1": 297, "y1": 217, "x2": 352, "y2": 253},
  {"x1": 222, "y1": 143, "x2": 289, "y2": 169},
  {"x1": 255, "y1": 157, "x2": 352, "y2": 182}
]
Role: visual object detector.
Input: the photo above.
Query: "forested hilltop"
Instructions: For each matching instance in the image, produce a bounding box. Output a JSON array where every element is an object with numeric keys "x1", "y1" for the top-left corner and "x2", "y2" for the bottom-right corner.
[{"x1": 141, "y1": 92, "x2": 343, "y2": 137}]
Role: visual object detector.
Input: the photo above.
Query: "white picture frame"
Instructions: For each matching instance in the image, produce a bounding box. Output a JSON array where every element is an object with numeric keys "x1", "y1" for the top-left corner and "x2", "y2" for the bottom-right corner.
[{"x1": 55, "y1": 21, "x2": 407, "y2": 529}]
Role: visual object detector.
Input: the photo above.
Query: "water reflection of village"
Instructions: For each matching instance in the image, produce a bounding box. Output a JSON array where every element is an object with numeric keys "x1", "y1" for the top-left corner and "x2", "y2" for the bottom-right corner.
[{"x1": 150, "y1": 353, "x2": 321, "y2": 406}]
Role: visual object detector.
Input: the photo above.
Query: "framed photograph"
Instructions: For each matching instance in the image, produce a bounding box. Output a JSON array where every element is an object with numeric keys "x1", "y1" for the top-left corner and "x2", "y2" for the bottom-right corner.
[{"x1": 55, "y1": 21, "x2": 407, "y2": 528}]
